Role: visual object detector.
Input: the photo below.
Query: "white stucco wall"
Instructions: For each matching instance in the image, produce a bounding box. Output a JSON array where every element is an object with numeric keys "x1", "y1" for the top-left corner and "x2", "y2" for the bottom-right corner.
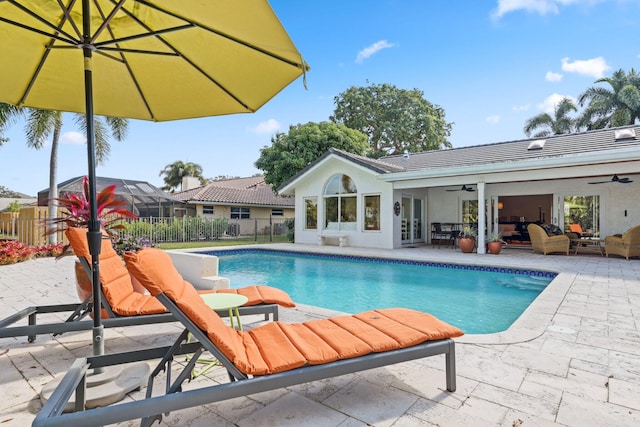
[
  {"x1": 289, "y1": 152, "x2": 639, "y2": 250},
  {"x1": 293, "y1": 158, "x2": 395, "y2": 249}
]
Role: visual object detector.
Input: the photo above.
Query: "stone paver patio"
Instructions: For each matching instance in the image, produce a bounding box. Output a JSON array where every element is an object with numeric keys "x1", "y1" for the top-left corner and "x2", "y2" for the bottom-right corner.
[{"x1": 1, "y1": 244, "x2": 639, "y2": 426}]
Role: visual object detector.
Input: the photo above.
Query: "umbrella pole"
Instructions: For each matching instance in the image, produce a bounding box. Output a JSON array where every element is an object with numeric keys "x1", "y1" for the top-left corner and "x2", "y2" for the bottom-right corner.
[{"x1": 82, "y1": 0, "x2": 104, "y2": 363}]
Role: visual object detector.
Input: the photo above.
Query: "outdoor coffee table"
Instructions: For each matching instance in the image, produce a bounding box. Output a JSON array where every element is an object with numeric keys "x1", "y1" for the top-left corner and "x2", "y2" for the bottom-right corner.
[
  {"x1": 573, "y1": 238, "x2": 604, "y2": 256},
  {"x1": 189, "y1": 293, "x2": 249, "y2": 377}
]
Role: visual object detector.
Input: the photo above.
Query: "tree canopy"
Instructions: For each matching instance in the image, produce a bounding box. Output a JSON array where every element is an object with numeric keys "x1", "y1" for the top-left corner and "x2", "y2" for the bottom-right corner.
[
  {"x1": 331, "y1": 83, "x2": 452, "y2": 157},
  {"x1": 159, "y1": 160, "x2": 205, "y2": 192},
  {"x1": 523, "y1": 97, "x2": 579, "y2": 138},
  {"x1": 0, "y1": 104, "x2": 128, "y2": 243},
  {"x1": 578, "y1": 68, "x2": 640, "y2": 129},
  {"x1": 0, "y1": 185, "x2": 24, "y2": 198},
  {"x1": 255, "y1": 121, "x2": 369, "y2": 191}
]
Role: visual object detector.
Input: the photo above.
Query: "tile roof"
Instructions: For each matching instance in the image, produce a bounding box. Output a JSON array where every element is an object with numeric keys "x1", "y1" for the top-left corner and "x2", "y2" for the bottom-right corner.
[
  {"x1": 174, "y1": 176, "x2": 294, "y2": 207},
  {"x1": 379, "y1": 125, "x2": 640, "y2": 172}
]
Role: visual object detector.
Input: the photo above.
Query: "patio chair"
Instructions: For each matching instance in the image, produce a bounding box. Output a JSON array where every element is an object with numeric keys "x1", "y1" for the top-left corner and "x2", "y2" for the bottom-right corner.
[
  {"x1": 0, "y1": 228, "x2": 294, "y2": 342},
  {"x1": 33, "y1": 248, "x2": 462, "y2": 427},
  {"x1": 431, "y1": 222, "x2": 454, "y2": 248},
  {"x1": 604, "y1": 225, "x2": 640, "y2": 260},
  {"x1": 527, "y1": 223, "x2": 570, "y2": 255},
  {"x1": 569, "y1": 223, "x2": 593, "y2": 238}
]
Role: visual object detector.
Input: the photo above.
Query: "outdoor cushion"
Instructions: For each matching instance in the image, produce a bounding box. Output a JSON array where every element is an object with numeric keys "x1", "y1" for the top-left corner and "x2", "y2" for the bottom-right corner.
[
  {"x1": 66, "y1": 227, "x2": 294, "y2": 317},
  {"x1": 125, "y1": 248, "x2": 464, "y2": 376}
]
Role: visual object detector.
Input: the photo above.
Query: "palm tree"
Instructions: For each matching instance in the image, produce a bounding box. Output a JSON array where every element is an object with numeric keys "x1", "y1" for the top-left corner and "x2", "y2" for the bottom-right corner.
[
  {"x1": 523, "y1": 97, "x2": 579, "y2": 138},
  {"x1": 0, "y1": 103, "x2": 128, "y2": 243},
  {"x1": 159, "y1": 160, "x2": 205, "y2": 192},
  {"x1": 578, "y1": 68, "x2": 640, "y2": 129},
  {"x1": 0, "y1": 103, "x2": 21, "y2": 146}
]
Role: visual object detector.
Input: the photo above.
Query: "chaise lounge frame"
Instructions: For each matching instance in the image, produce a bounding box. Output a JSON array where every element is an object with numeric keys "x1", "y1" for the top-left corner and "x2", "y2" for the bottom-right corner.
[
  {"x1": 32, "y1": 289, "x2": 458, "y2": 427},
  {"x1": 0, "y1": 243, "x2": 281, "y2": 343}
]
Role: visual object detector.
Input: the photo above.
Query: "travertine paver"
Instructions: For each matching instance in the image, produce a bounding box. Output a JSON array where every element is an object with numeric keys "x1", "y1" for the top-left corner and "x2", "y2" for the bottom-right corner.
[{"x1": 1, "y1": 244, "x2": 640, "y2": 426}]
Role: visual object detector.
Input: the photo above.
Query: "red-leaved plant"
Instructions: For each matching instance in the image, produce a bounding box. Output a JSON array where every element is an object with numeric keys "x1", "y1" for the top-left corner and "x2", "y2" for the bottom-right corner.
[{"x1": 46, "y1": 176, "x2": 138, "y2": 257}]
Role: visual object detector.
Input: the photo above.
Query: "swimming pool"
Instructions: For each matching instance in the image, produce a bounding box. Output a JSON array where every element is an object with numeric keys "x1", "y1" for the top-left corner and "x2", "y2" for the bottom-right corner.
[{"x1": 201, "y1": 249, "x2": 556, "y2": 334}]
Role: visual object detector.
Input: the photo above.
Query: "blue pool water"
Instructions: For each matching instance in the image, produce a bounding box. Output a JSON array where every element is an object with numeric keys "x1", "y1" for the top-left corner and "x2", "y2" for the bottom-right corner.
[{"x1": 202, "y1": 249, "x2": 555, "y2": 334}]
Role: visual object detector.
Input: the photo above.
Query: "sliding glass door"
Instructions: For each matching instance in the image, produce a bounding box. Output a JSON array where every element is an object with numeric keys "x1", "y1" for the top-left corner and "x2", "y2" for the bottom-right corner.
[{"x1": 563, "y1": 195, "x2": 600, "y2": 238}]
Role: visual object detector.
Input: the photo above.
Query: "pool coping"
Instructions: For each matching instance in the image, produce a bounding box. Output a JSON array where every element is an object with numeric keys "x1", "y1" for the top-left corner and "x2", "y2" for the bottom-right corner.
[{"x1": 189, "y1": 243, "x2": 571, "y2": 345}]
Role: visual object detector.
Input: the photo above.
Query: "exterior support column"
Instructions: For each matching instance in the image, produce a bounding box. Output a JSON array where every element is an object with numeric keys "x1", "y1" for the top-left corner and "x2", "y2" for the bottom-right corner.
[{"x1": 477, "y1": 182, "x2": 486, "y2": 254}]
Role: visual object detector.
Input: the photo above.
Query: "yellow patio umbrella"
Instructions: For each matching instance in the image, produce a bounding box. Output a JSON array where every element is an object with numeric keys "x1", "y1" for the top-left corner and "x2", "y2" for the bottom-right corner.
[{"x1": 0, "y1": 0, "x2": 307, "y2": 404}]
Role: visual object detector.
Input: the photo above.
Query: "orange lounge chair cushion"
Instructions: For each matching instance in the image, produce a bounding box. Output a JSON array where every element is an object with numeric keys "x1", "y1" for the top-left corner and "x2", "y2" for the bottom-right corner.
[
  {"x1": 214, "y1": 286, "x2": 294, "y2": 308},
  {"x1": 66, "y1": 227, "x2": 166, "y2": 316},
  {"x1": 66, "y1": 228, "x2": 294, "y2": 317},
  {"x1": 125, "y1": 248, "x2": 464, "y2": 376}
]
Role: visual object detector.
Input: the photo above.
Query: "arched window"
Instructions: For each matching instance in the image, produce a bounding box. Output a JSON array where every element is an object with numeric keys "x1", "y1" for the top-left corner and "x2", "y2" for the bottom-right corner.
[{"x1": 323, "y1": 174, "x2": 357, "y2": 231}]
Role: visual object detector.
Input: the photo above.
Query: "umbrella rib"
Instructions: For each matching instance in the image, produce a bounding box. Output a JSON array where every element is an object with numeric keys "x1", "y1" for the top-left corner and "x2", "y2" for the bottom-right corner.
[
  {"x1": 135, "y1": 0, "x2": 306, "y2": 69},
  {"x1": 93, "y1": 24, "x2": 196, "y2": 49},
  {"x1": 57, "y1": 0, "x2": 82, "y2": 40},
  {"x1": 109, "y1": 2, "x2": 252, "y2": 111},
  {"x1": 7, "y1": 0, "x2": 79, "y2": 44},
  {"x1": 0, "y1": 15, "x2": 78, "y2": 46},
  {"x1": 89, "y1": 0, "x2": 126, "y2": 44},
  {"x1": 95, "y1": 4, "x2": 158, "y2": 122}
]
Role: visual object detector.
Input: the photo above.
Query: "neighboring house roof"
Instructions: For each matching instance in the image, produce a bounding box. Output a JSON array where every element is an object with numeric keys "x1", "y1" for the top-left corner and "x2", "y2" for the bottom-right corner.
[
  {"x1": 279, "y1": 125, "x2": 640, "y2": 194},
  {"x1": 208, "y1": 175, "x2": 265, "y2": 189},
  {"x1": 174, "y1": 176, "x2": 294, "y2": 207}
]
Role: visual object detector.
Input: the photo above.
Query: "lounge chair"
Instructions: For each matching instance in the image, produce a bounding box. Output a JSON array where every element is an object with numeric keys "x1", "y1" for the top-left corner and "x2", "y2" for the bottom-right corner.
[
  {"x1": 0, "y1": 228, "x2": 294, "y2": 342},
  {"x1": 604, "y1": 225, "x2": 640, "y2": 260},
  {"x1": 527, "y1": 223, "x2": 570, "y2": 255},
  {"x1": 33, "y1": 248, "x2": 463, "y2": 427},
  {"x1": 569, "y1": 223, "x2": 593, "y2": 238}
]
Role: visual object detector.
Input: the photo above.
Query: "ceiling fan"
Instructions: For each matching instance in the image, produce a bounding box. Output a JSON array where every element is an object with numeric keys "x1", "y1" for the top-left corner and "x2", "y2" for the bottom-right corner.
[
  {"x1": 446, "y1": 185, "x2": 476, "y2": 192},
  {"x1": 588, "y1": 175, "x2": 633, "y2": 185}
]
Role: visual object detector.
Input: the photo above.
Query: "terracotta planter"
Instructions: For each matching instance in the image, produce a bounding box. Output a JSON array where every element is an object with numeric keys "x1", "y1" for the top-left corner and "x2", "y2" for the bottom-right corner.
[
  {"x1": 458, "y1": 238, "x2": 475, "y2": 253},
  {"x1": 486, "y1": 241, "x2": 503, "y2": 254}
]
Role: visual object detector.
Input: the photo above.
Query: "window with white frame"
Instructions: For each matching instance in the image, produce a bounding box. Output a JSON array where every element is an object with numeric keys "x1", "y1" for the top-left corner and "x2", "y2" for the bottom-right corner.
[
  {"x1": 323, "y1": 174, "x2": 357, "y2": 231},
  {"x1": 364, "y1": 194, "x2": 380, "y2": 230},
  {"x1": 304, "y1": 197, "x2": 317, "y2": 229},
  {"x1": 230, "y1": 207, "x2": 250, "y2": 219},
  {"x1": 202, "y1": 205, "x2": 214, "y2": 215}
]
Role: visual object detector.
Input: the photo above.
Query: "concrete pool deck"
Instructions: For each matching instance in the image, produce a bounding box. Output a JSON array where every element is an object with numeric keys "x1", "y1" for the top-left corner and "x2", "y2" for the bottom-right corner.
[{"x1": 1, "y1": 244, "x2": 639, "y2": 426}]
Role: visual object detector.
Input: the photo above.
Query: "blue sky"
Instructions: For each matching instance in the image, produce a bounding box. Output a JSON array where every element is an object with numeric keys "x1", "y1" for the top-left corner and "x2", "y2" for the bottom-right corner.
[{"x1": 2, "y1": 0, "x2": 640, "y2": 196}]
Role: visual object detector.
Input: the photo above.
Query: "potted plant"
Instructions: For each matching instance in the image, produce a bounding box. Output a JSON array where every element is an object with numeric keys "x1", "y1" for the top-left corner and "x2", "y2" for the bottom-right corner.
[
  {"x1": 45, "y1": 176, "x2": 140, "y2": 300},
  {"x1": 486, "y1": 233, "x2": 505, "y2": 254},
  {"x1": 458, "y1": 227, "x2": 476, "y2": 253}
]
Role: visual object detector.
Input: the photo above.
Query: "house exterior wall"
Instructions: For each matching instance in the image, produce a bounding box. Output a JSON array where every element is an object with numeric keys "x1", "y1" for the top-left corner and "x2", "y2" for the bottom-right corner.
[
  {"x1": 293, "y1": 158, "x2": 395, "y2": 248},
  {"x1": 193, "y1": 203, "x2": 294, "y2": 219}
]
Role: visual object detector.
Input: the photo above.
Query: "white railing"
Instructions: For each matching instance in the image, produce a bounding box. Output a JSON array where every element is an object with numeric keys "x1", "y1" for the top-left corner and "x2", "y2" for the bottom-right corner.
[{"x1": 1, "y1": 216, "x2": 294, "y2": 245}]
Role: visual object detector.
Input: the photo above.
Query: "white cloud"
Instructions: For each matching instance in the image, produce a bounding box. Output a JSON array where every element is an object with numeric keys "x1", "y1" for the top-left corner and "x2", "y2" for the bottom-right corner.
[
  {"x1": 561, "y1": 57, "x2": 610, "y2": 78},
  {"x1": 355, "y1": 40, "x2": 395, "y2": 63},
  {"x1": 545, "y1": 71, "x2": 563, "y2": 82},
  {"x1": 251, "y1": 119, "x2": 280, "y2": 134},
  {"x1": 537, "y1": 93, "x2": 577, "y2": 113},
  {"x1": 492, "y1": 0, "x2": 559, "y2": 19},
  {"x1": 61, "y1": 131, "x2": 85, "y2": 145},
  {"x1": 512, "y1": 104, "x2": 531, "y2": 112},
  {"x1": 492, "y1": 0, "x2": 602, "y2": 19},
  {"x1": 486, "y1": 115, "x2": 501, "y2": 124}
]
